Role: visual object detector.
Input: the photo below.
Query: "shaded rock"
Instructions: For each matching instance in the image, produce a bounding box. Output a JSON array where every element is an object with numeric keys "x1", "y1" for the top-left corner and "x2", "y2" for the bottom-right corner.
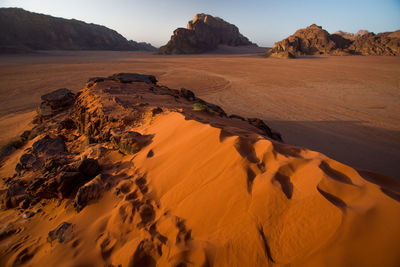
[
  {"x1": 248, "y1": 118, "x2": 282, "y2": 141},
  {"x1": 151, "y1": 107, "x2": 163, "y2": 116},
  {"x1": 57, "y1": 172, "x2": 84, "y2": 198},
  {"x1": 180, "y1": 88, "x2": 196, "y2": 101},
  {"x1": 58, "y1": 118, "x2": 76, "y2": 130},
  {"x1": 32, "y1": 135, "x2": 66, "y2": 155},
  {"x1": 41, "y1": 88, "x2": 75, "y2": 109},
  {"x1": 74, "y1": 174, "x2": 104, "y2": 211},
  {"x1": 48, "y1": 222, "x2": 73, "y2": 243},
  {"x1": 78, "y1": 158, "x2": 100, "y2": 178},
  {"x1": 159, "y1": 13, "x2": 255, "y2": 54},
  {"x1": 37, "y1": 88, "x2": 75, "y2": 120},
  {"x1": 108, "y1": 73, "x2": 157, "y2": 85}
]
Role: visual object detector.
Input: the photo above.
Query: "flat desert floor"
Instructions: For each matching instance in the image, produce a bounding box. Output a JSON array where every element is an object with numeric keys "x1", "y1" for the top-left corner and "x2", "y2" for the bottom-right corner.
[{"x1": 0, "y1": 51, "x2": 399, "y2": 178}]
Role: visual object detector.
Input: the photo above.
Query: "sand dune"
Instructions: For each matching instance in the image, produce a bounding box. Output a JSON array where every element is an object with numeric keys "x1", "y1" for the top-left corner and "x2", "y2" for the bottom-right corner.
[
  {"x1": 0, "y1": 77, "x2": 399, "y2": 266},
  {"x1": 0, "y1": 51, "x2": 399, "y2": 178}
]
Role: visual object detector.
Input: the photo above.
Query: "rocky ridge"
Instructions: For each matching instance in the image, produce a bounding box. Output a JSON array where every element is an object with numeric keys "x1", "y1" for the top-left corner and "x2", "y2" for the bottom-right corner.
[
  {"x1": 158, "y1": 13, "x2": 255, "y2": 54},
  {"x1": 0, "y1": 8, "x2": 156, "y2": 53},
  {"x1": 267, "y1": 24, "x2": 400, "y2": 57}
]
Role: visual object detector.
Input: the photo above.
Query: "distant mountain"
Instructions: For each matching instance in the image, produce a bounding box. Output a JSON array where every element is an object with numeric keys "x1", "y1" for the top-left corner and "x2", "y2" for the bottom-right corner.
[
  {"x1": 333, "y1": 30, "x2": 370, "y2": 40},
  {"x1": 266, "y1": 24, "x2": 400, "y2": 57},
  {"x1": 0, "y1": 8, "x2": 156, "y2": 53},
  {"x1": 159, "y1": 13, "x2": 256, "y2": 54}
]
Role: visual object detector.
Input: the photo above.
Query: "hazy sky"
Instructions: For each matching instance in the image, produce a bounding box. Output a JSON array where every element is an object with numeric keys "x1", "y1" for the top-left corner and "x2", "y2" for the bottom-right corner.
[{"x1": 1, "y1": 0, "x2": 400, "y2": 47}]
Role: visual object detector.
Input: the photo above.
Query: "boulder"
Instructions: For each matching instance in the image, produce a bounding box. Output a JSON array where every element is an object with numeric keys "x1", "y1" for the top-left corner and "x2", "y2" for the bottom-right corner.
[
  {"x1": 48, "y1": 222, "x2": 74, "y2": 243},
  {"x1": 74, "y1": 174, "x2": 104, "y2": 211},
  {"x1": 38, "y1": 88, "x2": 75, "y2": 119},
  {"x1": 159, "y1": 13, "x2": 255, "y2": 54},
  {"x1": 32, "y1": 135, "x2": 66, "y2": 155},
  {"x1": 57, "y1": 172, "x2": 85, "y2": 198},
  {"x1": 78, "y1": 158, "x2": 100, "y2": 178}
]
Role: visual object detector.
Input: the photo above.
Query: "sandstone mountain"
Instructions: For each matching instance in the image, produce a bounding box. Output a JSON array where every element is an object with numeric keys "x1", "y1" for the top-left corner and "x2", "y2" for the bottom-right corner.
[
  {"x1": 158, "y1": 13, "x2": 255, "y2": 54},
  {"x1": 0, "y1": 8, "x2": 156, "y2": 53},
  {"x1": 267, "y1": 24, "x2": 400, "y2": 57}
]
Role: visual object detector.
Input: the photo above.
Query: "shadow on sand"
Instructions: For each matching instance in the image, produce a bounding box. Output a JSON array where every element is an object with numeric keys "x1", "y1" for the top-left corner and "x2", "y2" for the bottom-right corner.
[{"x1": 266, "y1": 120, "x2": 400, "y2": 179}]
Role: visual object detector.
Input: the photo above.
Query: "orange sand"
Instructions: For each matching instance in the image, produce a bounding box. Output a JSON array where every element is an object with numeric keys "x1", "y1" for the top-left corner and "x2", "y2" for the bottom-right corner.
[{"x1": 0, "y1": 78, "x2": 399, "y2": 266}]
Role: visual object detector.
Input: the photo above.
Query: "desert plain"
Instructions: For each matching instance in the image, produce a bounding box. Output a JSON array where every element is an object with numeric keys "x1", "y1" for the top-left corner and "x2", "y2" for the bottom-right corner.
[{"x1": 0, "y1": 50, "x2": 399, "y2": 178}]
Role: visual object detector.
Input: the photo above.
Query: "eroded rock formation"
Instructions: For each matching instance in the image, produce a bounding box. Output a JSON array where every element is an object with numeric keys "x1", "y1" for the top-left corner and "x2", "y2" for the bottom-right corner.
[
  {"x1": 159, "y1": 13, "x2": 255, "y2": 54},
  {"x1": 267, "y1": 24, "x2": 400, "y2": 57}
]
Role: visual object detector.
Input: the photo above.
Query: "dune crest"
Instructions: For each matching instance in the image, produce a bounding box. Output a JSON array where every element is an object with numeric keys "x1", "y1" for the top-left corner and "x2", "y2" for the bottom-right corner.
[{"x1": 0, "y1": 74, "x2": 399, "y2": 266}]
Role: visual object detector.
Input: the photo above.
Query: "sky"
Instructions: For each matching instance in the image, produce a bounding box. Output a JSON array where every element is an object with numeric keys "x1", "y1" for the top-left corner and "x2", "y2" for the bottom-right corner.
[{"x1": 1, "y1": 0, "x2": 400, "y2": 47}]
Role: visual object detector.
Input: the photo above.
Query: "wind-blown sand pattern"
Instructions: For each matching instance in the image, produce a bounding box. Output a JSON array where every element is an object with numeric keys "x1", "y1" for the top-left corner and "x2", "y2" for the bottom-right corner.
[{"x1": 0, "y1": 75, "x2": 399, "y2": 266}]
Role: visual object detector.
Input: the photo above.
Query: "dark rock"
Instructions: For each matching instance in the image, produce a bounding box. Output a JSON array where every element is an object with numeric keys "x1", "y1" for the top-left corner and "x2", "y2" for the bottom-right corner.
[
  {"x1": 57, "y1": 172, "x2": 84, "y2": 198},
  {"x1": 20, "y1": 130, "x2": 31, "y2": 141},
  {"x1": 151, "y1": 107, "x2": 163, "y2": 116},
  {"x1": 108, "y1": 73, "x2": 157, "y2": 85},
  {"x1": 58, "y1": 118, "x2": 76, "y2": 130},
  {"x1": 43, "y1": 158, "x2": 60, "y2": 172},
  {"x1": 48, "y1": 222, "x2": 73, "y2": 243},
  {"x1": 180, "y1": 88, "x2": 195, "y2": 101},
  {"x1": 74, "y1": 175, "x2": 104, "y2": 211},
  {"x1": 32, "y1": 135, "x2": 66, "y2": 155},
  {"x1": 159, "y1": 13, "x2": 255, "y2": 54},
  {"x1": 78, "y1": 158, "x2": 100, "y2": 178},
  {"x1": 248, "y1": 118, "x2": 274, "y2": 138},
  {"x1": 196, "y1": 100, "x2": 227, "y2": 117},
  {"x1": 229, "y1": 114, "x2": 246, "y2": 121},
  {"x1": 39, "y1": 88, "x2": 75, "y2": 118}
]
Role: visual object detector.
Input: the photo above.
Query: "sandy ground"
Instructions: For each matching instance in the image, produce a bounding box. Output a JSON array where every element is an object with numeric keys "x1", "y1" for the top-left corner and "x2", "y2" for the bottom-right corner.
[
  {"x1": 1, "y1": 78, "x2": 399, "y2": 266},
  {"x1": 0, "y1": 51, "x2": 399, "y2": 178}
]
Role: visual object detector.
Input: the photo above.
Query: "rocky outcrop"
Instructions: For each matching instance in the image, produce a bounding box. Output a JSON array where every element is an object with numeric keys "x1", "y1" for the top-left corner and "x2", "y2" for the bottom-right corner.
[
  {"x1": 267, "y1": 24, "x2": 400, "y2": 57},
  {"x1": 0, "y1": 8, "x2": 156, "y2": 53},
  {"x1": 159, "y1": 13, "x2": 255, "y2": 54},
  {"x1": 348, "y1": 32, "x2": 400, "y2": 56},
  {"x1": 37, "y1": 88, "x2": 75, "y2": 120}
]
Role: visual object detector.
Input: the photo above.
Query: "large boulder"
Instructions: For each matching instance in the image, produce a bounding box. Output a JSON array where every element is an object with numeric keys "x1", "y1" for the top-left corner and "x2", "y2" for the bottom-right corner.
[
  {"x1": 159, "y1": 13, "x2": 255, "y2": 54},
  {"x1": 38, "y1": 88, "x2": 75, "y2": 119},
  {"x1": 32, "y1": 135, "x2": 66, "y2": 155}
]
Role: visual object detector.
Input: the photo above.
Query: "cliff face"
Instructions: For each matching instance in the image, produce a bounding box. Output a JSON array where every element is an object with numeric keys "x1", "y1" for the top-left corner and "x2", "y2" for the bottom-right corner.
[
  {"x1": 158, "y1": 14, "x2": 255, "y2": 54},
  {"x1": 0, "y1": 8, "x2": 156, "y2": 53},
  {"x1": 267, "y1": 24, "x2": 400, "y2": 57}
]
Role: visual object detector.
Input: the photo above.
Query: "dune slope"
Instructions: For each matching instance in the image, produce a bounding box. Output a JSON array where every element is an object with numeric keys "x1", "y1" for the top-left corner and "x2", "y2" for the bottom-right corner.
[{"x1": 0, "y1": 74, "x2": 399, "y2": 267}]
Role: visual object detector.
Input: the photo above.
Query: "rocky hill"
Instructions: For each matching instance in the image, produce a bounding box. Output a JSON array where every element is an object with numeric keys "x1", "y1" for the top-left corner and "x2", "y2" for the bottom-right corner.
[
  {"x1": 266, "y1": 24, "x2": 400, "y2": 57},
  {"x1": 158, "y1": 14, "x2": 256, "y2": 54},
  {"x1": 0, "y1": 8, "x2": 156, "y2": 53}
]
